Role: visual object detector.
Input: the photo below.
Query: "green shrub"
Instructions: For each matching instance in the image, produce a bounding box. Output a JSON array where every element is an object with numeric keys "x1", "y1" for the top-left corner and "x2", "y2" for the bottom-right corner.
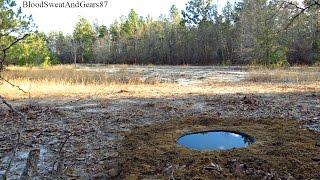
[{"x1": 269, "y1": 46, "x2": 290, "y2": 67}]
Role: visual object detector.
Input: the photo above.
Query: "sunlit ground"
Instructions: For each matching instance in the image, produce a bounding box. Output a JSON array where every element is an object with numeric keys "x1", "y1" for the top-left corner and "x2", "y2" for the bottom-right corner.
[{"x1": 1, "y1": 65, "x2": 319, "y2": 99}]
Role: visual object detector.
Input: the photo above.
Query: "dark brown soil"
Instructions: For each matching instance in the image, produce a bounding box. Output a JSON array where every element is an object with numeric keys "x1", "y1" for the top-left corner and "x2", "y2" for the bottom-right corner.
[
  {"x1": 1, "y1": 92, "x2": 319, "y2": 178},
  {"x1": 120, "y1": 117, "x2": 320, "y2": 179}
]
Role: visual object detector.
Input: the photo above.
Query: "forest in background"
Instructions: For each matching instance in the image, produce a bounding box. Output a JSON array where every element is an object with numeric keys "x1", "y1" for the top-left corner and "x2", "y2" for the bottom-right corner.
[{"x1": 2, "y1": 0, "x2": 320, "y2": 66}]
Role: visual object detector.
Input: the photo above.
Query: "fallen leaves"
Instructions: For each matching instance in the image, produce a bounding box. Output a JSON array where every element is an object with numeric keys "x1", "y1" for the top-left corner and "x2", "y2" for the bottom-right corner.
[{"x1": 0, "y1": 91, "x2": 319, "y2": 178}]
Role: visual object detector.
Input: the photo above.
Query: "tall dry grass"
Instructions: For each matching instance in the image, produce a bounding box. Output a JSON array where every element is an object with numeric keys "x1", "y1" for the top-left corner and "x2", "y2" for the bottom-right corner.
[
  {"x1": 247, "y1": 66, "x2": 320, "y2": 83},
  {"x1": 1, "y1": 65, "x2": 160, "y2": 85},
  {"x1": 0, "y1": 65, "x2": 319, "y2": 99}
]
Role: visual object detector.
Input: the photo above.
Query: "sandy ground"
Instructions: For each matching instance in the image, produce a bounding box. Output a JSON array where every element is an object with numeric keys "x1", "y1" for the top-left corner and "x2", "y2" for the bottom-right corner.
[{"x1": 0, "y1": 66, "x2": 319, "y2": 179}]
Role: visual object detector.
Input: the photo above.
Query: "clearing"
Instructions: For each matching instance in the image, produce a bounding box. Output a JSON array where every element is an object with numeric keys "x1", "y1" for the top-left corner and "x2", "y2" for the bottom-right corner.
[{"x1": 0, "y1": 65, "x2": 319, "y2": 179}]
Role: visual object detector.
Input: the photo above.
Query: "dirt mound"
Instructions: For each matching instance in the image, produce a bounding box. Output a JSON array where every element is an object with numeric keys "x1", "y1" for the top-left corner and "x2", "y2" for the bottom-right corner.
[{"x1": 120, "y1": 117, "x2": 320, "y2": 179}]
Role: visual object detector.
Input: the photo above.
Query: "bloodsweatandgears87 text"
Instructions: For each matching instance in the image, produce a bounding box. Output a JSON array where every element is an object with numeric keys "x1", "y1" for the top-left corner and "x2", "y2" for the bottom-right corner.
[{"x1": 22, "y1": 1, "x2": 109, "y2": 8}]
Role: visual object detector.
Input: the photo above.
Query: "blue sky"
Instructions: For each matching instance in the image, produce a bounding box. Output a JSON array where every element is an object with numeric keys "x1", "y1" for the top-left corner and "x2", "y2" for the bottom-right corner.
[{"x1": 17, "y1": 0, "x2": 236, "y2": 34}]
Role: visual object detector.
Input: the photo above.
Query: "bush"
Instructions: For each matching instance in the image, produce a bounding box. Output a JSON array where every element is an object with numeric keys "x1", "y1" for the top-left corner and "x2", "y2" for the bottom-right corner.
[
  {"x1": 7, "y1": 33, "x2": 53, "y2": 66},
  {"x1": 269, "y1": 46, "x2": 290, "y2": 67}
]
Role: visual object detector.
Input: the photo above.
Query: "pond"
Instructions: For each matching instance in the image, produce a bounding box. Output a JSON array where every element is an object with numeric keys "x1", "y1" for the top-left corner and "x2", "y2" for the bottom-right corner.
[{"x1": 177, "y1": 130, "x2": 254, "y2": 151}]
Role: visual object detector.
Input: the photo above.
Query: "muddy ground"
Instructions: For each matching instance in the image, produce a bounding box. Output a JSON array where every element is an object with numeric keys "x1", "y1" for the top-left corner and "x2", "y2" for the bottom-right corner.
[
  {"x1": 0, "y1": 66, "x2": 320, "y2": 179},
  {"x1": 77, "y1": 65, "x2": 249, "y2": 84},
  {"x1": 0, "y1": 92, "x2": 319, "y2": 179}
]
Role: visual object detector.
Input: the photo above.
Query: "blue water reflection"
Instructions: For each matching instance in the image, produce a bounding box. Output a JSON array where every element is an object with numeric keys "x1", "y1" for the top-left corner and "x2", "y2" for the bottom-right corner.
[{"x1": 178, "y1": 131, "x2": 254, "y2": 151}]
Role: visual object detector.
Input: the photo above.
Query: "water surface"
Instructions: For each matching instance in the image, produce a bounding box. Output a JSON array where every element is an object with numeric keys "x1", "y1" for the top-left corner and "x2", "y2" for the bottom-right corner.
[{"x1": 178, "y1": 130, "x2": 254, "y2": 151}]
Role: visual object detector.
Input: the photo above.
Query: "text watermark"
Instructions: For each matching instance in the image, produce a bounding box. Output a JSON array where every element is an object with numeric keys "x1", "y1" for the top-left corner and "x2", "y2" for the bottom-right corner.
[{"x1": 22, "y1": 1, "x2": 109, "y2": 8}]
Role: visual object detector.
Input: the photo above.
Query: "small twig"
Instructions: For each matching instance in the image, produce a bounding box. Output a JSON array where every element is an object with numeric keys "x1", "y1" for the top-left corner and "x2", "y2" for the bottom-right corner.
[
  {"x1": 170, "y1": 169, "x2": 175, "y2": 180},
  {"x1": 0, "y1": 95, "x2": 28, "y2": 179},
  {"x1": 58, "y1": 134, "x2": 72, "y2": 155},
  {"x1": 51, "y1": 134, "x2": 72, "y2": 179},
  {"x1": 0, "y1": 76, "x2": 28, "y2": 94},
  {"x1": 3, "y1": 132, "x2": 21, "y2": 179},
  {"x1": 0, "y1": 95, "x2": 26, "y2": 119}
]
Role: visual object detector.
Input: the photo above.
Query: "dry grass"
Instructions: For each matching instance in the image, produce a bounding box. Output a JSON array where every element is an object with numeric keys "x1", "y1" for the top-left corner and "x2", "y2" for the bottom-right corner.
[
  {"x1": 0, "y1": 65, "x2": 319, "y2": 99},
  {"x1": 247, "y1": 66, "x2": 320, "y2": 83},
  {"x1": 1, "y1": 65, "x2": 159, "y2": 85}
]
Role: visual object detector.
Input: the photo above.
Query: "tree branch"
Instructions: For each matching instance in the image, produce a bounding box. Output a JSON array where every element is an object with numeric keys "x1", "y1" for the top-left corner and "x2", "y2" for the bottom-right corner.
[
  {"x1": 51, "y1": 134, "x2": 72, "y2": 179},
  {"x1": 0, "y1": 76, "x2": 28, "y2": 94},
  {"x1": 0, "y1": 95, "x2": 27, "y2": 118},
  {"x1": 283, "y1": 1, "x2": 305, "y2": 10},
  {"x1": 283, "y1": 1, "x2": 320, "y2": 30},
  {"x1": 0, "y1": 34, "x2": 29, "y2": 71}
]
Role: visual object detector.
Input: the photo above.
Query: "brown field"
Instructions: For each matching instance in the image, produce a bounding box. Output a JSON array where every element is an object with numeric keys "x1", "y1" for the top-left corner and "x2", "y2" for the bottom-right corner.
[
  {"x1": 1, "y1": 65, "x2": 319, "y2": 99},
  {"x1": 0, "y1": 65, "x2": 320, "y2": 179}
]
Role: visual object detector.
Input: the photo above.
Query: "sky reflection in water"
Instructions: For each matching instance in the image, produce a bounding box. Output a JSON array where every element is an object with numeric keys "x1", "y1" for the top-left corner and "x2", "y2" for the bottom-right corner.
[{"x1": 178, "y1": 131, "x2": 254, "y2": 151}]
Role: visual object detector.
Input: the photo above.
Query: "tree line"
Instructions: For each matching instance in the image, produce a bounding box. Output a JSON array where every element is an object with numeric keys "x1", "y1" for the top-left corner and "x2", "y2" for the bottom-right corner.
[{"x1": 3, "y1": 0, "x2": 320, "y2": 66}]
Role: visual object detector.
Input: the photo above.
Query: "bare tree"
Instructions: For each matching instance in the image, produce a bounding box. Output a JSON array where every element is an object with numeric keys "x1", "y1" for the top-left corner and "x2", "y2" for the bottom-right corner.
[{"x1": 70, "y1": 39, "x2": 81, "y2": 67}]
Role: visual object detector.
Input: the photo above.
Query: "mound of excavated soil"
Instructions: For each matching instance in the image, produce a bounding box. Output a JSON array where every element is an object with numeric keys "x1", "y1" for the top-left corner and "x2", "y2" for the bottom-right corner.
[{"x1": 120, "y1": 117, "x2": 320, "y2": 179}]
